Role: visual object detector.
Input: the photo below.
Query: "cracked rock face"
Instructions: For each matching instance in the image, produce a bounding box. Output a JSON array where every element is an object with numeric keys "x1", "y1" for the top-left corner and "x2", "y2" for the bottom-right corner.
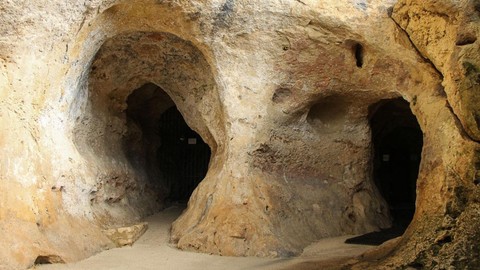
[
  {"x1": 0, "y1": 0, "x2": 479, "y2": 269},
  {"x1": 392, "y1": 0, "x2": 480, "y2": 142}
]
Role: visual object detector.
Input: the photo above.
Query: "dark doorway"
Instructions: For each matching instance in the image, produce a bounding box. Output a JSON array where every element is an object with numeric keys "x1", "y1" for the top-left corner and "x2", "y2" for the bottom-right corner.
[
  {"x1": 157, "y1": 107, "x2": 211, "y2": 202},
  {"x1": 346, "y1": 98, "x2": 422, "y2": 246},
  {"x1": 370, "y1": 98, "x2": 423, "y2": 227},
  {"x1": 125, "y1": 83, "x2": 211, "y2": 205}
]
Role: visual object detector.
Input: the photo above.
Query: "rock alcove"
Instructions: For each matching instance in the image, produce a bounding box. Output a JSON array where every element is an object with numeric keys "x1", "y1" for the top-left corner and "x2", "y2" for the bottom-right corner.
[
  {"x1": 71, "y1": 31, "x2": 221, "y2": 226},
  {"x1": 370, "y1": 98, "x2": 423, "y2": 228},
  {"x1": 125, "y1": 83, "x2": 211, "y2": 203}
]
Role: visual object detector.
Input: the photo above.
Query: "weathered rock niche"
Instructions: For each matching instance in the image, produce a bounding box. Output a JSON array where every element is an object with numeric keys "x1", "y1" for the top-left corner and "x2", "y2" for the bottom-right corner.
[
  {"x1": 0, "y1": 0, "x2": 479, "y2": 269},
  {"x1": 72, "y1": 31, "x2": 221, "y2": 227}
]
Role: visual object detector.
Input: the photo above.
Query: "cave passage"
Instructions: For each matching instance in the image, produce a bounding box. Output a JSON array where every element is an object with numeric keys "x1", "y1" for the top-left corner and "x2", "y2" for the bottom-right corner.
[
  {"x1": 157, "y1": 106, "x2": 211, "y2": 201},
  {"x1": 370, "y1": 98, "x2": 423, "y2": 228},
  {"x1": 346, "y1": 98, "x2": 422, "y2": 246},
  {"x1": 125, "y1": 83, "x2": 211, "y2": 204}
]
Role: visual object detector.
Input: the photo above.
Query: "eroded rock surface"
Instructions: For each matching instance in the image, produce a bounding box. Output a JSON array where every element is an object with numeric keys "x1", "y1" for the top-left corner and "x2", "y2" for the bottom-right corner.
[
  {"x1": 393, "y1": 0, "x2": 480, "y2": 142},
  {"x1": 103, "y1": 222, "x2": 148, "y2": 247},
  {"x1": 0, "y1": 0, "x2": 479, "y2": 269}
]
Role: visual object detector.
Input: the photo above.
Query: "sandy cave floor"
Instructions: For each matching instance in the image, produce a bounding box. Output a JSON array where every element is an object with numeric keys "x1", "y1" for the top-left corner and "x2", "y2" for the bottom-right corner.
[{"x1": 33, "y1": 206, "x2": 375, "y2": 270}]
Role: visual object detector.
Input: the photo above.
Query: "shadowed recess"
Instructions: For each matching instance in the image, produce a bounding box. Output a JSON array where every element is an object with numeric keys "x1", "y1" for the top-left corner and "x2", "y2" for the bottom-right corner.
[
  {"x1": 125, "y1": 83, "x2": 211, "y2": 203},
  {"x1": 347, "y1": 98, "x2": 423, "y2": 245}
]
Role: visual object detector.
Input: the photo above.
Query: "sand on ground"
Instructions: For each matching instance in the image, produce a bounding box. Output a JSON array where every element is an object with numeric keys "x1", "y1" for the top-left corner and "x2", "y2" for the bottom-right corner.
[{"x1": 33, "y1": 205, "x2": 374, "y2": 270}]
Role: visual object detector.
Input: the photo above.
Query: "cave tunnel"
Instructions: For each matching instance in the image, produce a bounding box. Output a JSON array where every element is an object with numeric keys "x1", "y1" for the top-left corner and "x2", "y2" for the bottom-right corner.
[
  {"x1": 157, "y1": 106, "x2": 211, "y2": 201},
  {"x1": 125, "y1": 83, "x2": 211, "y2": 203},
  {"x1": 370, "y1": 98, "x2": 423, "y2": 229}
]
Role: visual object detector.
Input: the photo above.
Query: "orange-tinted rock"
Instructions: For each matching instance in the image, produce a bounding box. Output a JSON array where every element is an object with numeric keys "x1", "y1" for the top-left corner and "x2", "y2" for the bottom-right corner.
[{"x1": 0, "y1": 1, "x2": 478, "y2": 269}]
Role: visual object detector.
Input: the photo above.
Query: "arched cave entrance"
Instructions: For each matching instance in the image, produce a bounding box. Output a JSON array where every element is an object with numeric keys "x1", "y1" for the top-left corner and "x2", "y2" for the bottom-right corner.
[
  {"x1": 347, "y1": 98, "x2": 422, "y2": 245},
  {"x1": 74, "y1": 31, "x2": 220, "y2": 226},
  {"x1": 157, "y1": 107, "x2": 211, "y2": 202},
  {"x1": 125, "y1": 83, "x2": 211, "y2": 203},
  {"x1": 370, "y1": 98, "x2": 423, "y2": 230}
]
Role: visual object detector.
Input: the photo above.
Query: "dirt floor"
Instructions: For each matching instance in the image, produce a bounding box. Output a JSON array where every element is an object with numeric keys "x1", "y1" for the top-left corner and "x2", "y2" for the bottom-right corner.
[{"x1": 33, "y1": 205, "x2": 375, "y2": 270}]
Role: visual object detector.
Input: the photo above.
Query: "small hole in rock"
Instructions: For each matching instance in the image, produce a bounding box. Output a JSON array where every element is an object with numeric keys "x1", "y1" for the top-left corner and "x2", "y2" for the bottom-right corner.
[
  {"x1": 455, "y1": 34, "x2": 477, "y2": 46},
  {"x1": 437, "y1": 235, "x2": 453, "y2": 244},
  {"x1": 408, "y1": 262, "x2": 424, "y2": 269},
  {"x1": 435, "y1": 85, "x2": 447, "y2": 97},
  {"x1": 354, "y1": 43, "x2": 364, "y2": 68},
  {"x1": 387, "y1": 6, "x2": 394, "y2": 17},
  {"x1": 34, "y1": 255, "x2": 65, "y2": 265},
  {"x1": 474, "y1": 178, "x2": 480, "y2": 185},
  {"x1": 272, "y1": 88, "x2": 292, "y2": 103}
]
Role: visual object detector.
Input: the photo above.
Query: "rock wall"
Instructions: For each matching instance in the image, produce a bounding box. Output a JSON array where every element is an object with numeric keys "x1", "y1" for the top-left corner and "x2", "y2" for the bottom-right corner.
[{"x1": 0, "y1": 0, "x2": 478, "y2": 269}]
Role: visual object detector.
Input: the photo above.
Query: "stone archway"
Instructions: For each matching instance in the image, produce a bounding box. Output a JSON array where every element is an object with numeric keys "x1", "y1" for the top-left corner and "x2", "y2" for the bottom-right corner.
[
  {"x1": 125, "y1": 83, "x2": 212, "y2": 203},
  {"x1": 346, "y1": 98, "x2": 424, "y2": 246},
  {"x1": 71, "y1": 31, "x2": 222, "y2": 226},
  {"x1": 155, "y1": 107, "x2": 211, "y2": 202},
  {"x1": 370, "y1": 98, "x2": 423, "y2": 229}
]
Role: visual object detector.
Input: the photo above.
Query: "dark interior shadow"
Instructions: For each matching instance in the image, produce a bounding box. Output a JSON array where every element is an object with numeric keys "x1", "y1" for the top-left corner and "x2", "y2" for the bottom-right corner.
[{"x1": 346, "y1": 98, "x2": 423, "y2": 246}]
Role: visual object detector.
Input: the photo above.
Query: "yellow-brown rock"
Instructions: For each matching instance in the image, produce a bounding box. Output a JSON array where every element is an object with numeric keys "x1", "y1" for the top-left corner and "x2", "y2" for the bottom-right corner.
[
  {"x1": 103, "y1": 222, "x2": 148, "y2": 247},
  {"x1": 0, "y1": 0, "x2": 478, "y2": 269}
]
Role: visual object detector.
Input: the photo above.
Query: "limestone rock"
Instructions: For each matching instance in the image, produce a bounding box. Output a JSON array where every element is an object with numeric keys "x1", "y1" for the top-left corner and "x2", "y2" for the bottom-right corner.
[
  {"x1": 103, "y1": 222, "x2": 149, "y2": 247},
  {"x1": 0, "y1": 0, "x2": 479, "y2": 269},
  {"x1": 392, "y1": 0, "x2": 480, "y2": 141}
]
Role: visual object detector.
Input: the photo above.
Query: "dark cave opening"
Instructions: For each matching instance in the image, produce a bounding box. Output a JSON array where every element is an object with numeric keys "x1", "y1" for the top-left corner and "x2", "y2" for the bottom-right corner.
[
  {"x1": 157, "y1": 106, "x2": 211, "y2": 202},
  {"x1": 354, "y1": 43, "x2": 364, "y2": 68},
  {"x1": 370, "y1": 98, "x2": 423, "y2": 228},
  {"x1": 125, "y1": 83, "x2": 211, "y2": 203}
]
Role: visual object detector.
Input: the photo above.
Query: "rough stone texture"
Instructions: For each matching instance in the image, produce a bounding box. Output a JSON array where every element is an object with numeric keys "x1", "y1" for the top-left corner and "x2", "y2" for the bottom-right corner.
[
  {"x1": 0, "y1": 0, "x2": 479, "y2": 270},
  {"x1": 392, "y1": 0, "x2": 480, "y2": 142},
  {"x1": 103, "y1": 222, "x2": 148, "y2": 247}
]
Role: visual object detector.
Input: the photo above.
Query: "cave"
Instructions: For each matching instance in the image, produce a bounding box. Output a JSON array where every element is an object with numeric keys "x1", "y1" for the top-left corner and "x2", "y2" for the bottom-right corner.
[
  {"x1": 369, "y1": 98, "x2": 423, "y2": 229},
  {"x1": 156, "y1": 107, "x2": 211, "y2": 202},
  {"x1": 125, "y1": 83, "x2": 211, "y2": 203},
  {"x1": 69, "y1": 30, "x2": 222, "y2": 227},
  {"x1": 2, "y1": 1, "x2": 480, "y2": 269}
]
